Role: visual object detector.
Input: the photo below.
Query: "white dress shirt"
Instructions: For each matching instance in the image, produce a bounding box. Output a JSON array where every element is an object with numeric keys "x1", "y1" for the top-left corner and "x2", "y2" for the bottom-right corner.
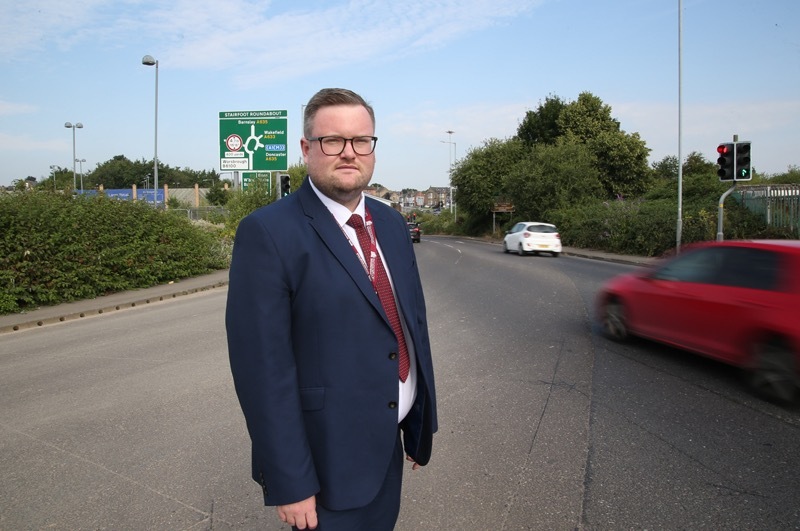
[{"x1": 309, "y1": 180, "x2": 418, "y2": 422}]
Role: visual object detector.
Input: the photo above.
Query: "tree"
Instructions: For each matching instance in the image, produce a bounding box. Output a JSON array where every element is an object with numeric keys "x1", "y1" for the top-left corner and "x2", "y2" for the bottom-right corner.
[
  {"x1": 682, "y1": 151, "x2": 715, "y2": 177},
  {"x1": 451, "y1": 138, "x2": 527, "y2": 232},
  {"x1": 516, "y1": 94, "x2": 566, "y2": 146},
  {"x1": 587, "y1": 130, "x2": 651, "y2": 198},
  {"x1": 556, "y1": 92, "x2": 651, "y2": 198},
  {"x1": 206, "y1": 182, "x2": 229, "y2": 206},
  {"x1": 505, "y1": 142, "x2": 603, "y2": 222},
  {"x1": 90, "y1": 155, "x2": 150, "y2": 189},
  {"x1": 557, "y1": 92, "x2": 619, "y2": 142},
  {"x1": 760, "y1": 165, "x2": 800, "y2": 184},
  {"x1": 651, "y1": 156, "x2": 678, "y2": 180}
]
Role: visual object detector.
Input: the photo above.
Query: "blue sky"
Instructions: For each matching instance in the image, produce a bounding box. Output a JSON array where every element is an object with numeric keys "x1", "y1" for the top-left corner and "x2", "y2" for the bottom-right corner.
[{"x1": 1, "y1": 0, "x2": 798, "y2": 190}]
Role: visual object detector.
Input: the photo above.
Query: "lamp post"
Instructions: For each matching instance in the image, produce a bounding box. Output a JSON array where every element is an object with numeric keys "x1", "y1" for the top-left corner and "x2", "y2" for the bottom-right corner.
[
  {"x1": 75, "y1": 158, "x2": 86, "y2": 192},
  {"x1": 142, "y1": 55, "x2": 159, "y2": 207},
  {"x1": 299, "y1": 104, "x2": 308, "y2": 165},
  {"x1": 442, "y1": 130, "x2": 456, "y2": 213},
  {"x1": 64, "y1": 122, "x2": 83, "y2": 191}
]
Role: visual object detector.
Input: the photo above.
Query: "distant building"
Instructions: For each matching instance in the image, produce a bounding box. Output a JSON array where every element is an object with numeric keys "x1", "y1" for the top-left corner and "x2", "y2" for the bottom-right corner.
[{"x1": 368, "y1": 184, "x2": 452, "y2": 212}]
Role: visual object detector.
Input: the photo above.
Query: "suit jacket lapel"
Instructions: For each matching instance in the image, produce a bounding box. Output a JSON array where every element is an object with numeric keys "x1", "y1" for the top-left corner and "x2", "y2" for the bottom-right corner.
[{"x1": 297, "y1": 180, "x2": 385, "y2": 318}]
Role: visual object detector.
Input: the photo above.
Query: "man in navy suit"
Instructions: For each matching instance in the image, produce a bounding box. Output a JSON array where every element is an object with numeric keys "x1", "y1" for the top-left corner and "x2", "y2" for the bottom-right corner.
[{"x1": 226, "y1": 88, "x2": 437, "y2": 530}]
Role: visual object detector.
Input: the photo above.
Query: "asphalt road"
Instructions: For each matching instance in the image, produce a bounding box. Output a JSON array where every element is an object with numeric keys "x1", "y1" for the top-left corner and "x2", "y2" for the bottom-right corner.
[{"x1": 1, "y1": 236, "x2": 798, "y2": 530}]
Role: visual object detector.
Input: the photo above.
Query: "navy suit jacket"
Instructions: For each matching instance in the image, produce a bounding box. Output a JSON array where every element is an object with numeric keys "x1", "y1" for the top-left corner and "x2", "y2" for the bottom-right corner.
[{"x1": 225, "y1": 178, "x2": 437, "y2": 511}]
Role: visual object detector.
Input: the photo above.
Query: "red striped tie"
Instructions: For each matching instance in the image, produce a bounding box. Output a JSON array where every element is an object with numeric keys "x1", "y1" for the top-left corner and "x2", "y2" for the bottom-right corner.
[{"x1": 347, "y1": 214, "x2": 410, "y2": 382}]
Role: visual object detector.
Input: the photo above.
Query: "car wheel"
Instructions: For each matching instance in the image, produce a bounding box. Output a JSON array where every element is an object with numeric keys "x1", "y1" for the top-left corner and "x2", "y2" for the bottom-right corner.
[
  {"x1": 747, "y1": 338, "x2": 798, "y2": 403},
  {"x1": 518, "y1": 244, "x2": 525, "y2": 256},
  {"x1": 503, "y1": 241, "x2": 509, "y2": 253},
  {"x1": 552, "y1": 252, "x2": 560, "y2": 258},
  {"x1": 601, "y1": 298, "x2": 628, "y2": 341}
]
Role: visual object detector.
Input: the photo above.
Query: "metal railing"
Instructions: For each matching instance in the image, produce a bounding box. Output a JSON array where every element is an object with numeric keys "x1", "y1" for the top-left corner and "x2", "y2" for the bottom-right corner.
[
  {"x1": 734, "y1": 184, "x2": 800, "y2": 233},
  {"x1": 187, "y1": 206, "x2": 229, "y2": 222}
]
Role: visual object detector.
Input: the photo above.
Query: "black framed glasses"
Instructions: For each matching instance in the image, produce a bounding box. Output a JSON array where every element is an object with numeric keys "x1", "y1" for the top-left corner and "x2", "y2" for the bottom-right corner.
[{"x1": 307, "y1": 136, "x2": 378, "y2": 156}]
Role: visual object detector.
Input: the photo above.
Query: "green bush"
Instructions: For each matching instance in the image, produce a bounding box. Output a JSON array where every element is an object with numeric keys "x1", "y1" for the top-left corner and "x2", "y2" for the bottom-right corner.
[
  {"x1": 223, "y1": 177, "x2": 275, "y2": 238},
  {"x1": 0, "y1": 191, "x2": 229, "y2": 314},
  {"x1": 547, "y1": 194, "x2": 791, "y2": 257},
  {"x1": 414, "y1": 209, "x2": 464, "y2": 236}
]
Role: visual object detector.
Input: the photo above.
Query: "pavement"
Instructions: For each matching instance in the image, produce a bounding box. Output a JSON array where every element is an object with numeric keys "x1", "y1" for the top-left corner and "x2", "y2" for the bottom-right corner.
[
  {"x1": 0, "y1": 269, "x2": 231, "y2": 334},
  {"x1": 0, "y1": 244, "x2": 658, "y2": 335}
]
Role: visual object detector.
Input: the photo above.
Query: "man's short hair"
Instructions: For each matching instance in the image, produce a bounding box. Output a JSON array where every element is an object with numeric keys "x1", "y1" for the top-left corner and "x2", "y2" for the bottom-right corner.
[{"x1": 303, "y1": 88, "x2": 375, "y2": 138}]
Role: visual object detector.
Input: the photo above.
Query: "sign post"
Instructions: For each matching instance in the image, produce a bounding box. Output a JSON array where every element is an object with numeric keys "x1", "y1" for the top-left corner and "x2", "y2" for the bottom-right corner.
[{"x1": 492, "y1": 202, "x2": 515, "y2": 234}]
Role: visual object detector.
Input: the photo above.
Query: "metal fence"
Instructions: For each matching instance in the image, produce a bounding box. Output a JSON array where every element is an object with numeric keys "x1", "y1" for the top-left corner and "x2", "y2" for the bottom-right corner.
[
  {"x1": 188, "y1": 206, "x2": 228, "y2": 221},
  {"x1": 734, "y1": 184, "x2": 800, "y2": 233},
  {"x1": 168, "y1": 206, "x2": 228, "y2": 221}
]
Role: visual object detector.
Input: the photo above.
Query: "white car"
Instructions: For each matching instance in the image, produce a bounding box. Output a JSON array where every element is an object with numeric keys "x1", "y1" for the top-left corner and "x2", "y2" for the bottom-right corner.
[{"x1": 503, "y1": 222, "x2": 562, "y2": 257}]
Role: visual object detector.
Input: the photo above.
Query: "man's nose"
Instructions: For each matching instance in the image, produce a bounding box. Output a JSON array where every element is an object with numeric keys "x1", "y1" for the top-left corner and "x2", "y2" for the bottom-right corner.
[{"x1": 339, "y1": 139, "x2": 358, "y2": 157}]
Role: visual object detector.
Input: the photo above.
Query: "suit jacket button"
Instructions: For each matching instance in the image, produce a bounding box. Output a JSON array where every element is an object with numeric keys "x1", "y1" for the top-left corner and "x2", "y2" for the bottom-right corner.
[
  {"x1": 388, "y1": 401, "x2": 397, "y2": 409},
  {"x1": 388, "y1": 352, "x2": 397, "y2": 360}
]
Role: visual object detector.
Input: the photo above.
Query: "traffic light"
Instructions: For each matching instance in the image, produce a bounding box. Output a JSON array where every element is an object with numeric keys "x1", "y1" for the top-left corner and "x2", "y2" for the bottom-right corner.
[
  {"x1": 716, "y1": 143, "x2": 735, "y2": 181},
  {"x1": 735, "y1": 142, "x2": 751, "y2": 181},
  {"x1": 279, "y1": 174, "x2": 291, "y2": 197}
]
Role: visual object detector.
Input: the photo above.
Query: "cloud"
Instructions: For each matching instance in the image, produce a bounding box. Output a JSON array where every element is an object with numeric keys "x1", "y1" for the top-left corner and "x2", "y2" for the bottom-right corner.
[
  {"x1": 0, "y1": 100, "x2": 38, "y2": 116},
  {"x1": 161, "y1": 0, "x2": 538, "y2": 88},
  {"x1": 1, "y1": 0, "x2": 539, "y2": 87},
  {"x1": 0, "y1": 0, "x2": 107, "y2": 57},
  {"x1": 0, "y1": 131, "x2": 64, "y2": 152}
]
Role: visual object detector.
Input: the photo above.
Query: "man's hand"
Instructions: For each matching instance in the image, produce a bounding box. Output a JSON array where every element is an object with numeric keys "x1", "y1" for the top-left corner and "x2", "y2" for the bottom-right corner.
[
  {"x1": 277, "y1": 496, "x2": 318, "y2": 530},
  {"x1": 406, "y1": 454, "x2": 422, "y2": 470}
]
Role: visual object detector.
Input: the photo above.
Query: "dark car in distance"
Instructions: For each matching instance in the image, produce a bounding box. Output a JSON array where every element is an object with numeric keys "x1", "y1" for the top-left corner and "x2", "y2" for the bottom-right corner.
[
  {"x1": 407, "y1": 222, "x2": 421, "y2": 243},
  {"x1": 596, "y1": 240, "x2": 800, "y2": 403}
]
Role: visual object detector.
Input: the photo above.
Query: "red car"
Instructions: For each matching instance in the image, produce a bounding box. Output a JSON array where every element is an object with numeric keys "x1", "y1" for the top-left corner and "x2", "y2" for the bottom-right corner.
[{"x1": 596, "y1": 240, "x2": 800, "y2": 402}]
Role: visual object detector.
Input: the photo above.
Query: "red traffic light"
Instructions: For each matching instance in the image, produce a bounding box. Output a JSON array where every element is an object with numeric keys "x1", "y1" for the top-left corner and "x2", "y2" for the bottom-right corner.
[{"x1": 716, "y1": 143, "x2": 735, "y2": 180}]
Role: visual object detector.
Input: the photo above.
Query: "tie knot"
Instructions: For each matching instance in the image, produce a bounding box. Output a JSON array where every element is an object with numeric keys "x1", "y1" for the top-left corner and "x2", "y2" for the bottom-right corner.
[{"x1": 347, "y1": 214, "x2": 365, "y2": 230}]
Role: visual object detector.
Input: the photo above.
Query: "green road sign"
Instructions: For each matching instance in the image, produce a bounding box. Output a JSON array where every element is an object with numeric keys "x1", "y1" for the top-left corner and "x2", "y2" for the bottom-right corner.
[
  {"x1": 219, "y1": 110, "x2": 288, "y2": 172},
  {"x1": 241, "y1": 171, "x2": 271, "y2": 192}
]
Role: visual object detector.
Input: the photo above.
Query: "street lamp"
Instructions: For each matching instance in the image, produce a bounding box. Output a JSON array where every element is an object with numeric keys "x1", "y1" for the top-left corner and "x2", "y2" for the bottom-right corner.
[
  {"x1": 442, "y1": 130, "x2": 456, "y2": 213},
  {"x1": 299, "y1": 103, "x2": 307, "y2": 165},
  {"x1": 75, "y1": 158, "x2": 86, "y2": 192},
  {"x1": 142, "y1": 54, "x2": 159, "y2": 206},
  {"x1": 64, "y1": 122, "x2": 83, "y2": 191}
]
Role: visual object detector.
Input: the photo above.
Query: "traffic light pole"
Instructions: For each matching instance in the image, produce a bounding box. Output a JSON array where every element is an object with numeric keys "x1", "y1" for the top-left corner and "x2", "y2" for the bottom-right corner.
[{"x1": 716, "y1": 184, "x2": 737, "y2": 242}]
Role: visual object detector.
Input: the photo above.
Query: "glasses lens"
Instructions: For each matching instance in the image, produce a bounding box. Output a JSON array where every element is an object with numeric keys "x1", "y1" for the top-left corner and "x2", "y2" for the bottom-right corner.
[
  {"x1": 351, "y1": 137, "x2": 376, "y2": 155},
  {"x1": 320, "y1": 137, "x2": 345, "y2": 155}
]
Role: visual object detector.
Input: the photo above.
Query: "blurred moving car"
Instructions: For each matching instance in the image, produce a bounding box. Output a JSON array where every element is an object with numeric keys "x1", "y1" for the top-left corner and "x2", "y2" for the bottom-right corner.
[
  {"x1": 503, "y1": 222, "x2": 562, "y2": 256},
  {"x1": 596, "y1": 240, "x2": 800, "y2": 402},
  {"x1": 407, "y1": 222, "x2": 421, "y2": 243}
]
